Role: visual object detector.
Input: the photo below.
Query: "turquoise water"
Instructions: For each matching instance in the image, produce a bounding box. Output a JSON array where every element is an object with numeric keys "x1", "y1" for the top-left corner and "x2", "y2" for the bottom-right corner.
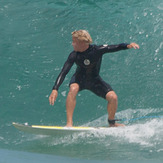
[{"x1": 0, "y1": 0, "x2": 163, "y2": 162}]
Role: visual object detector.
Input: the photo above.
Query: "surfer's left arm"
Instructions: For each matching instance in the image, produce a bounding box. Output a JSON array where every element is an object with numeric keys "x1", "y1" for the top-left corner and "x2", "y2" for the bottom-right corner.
[{"x1": 98, "y1": 42, "x2": 139, "y2": 54}]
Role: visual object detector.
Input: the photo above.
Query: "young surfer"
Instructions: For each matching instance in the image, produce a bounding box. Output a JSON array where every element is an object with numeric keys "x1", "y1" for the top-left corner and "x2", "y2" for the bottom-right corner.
[{"x1": 49, "y1": 30, "x2": 139, "y2": 127}]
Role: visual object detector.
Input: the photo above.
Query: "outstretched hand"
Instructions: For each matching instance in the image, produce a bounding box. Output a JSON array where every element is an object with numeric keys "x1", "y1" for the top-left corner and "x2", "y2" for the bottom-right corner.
[
  {"x1": 49, "y1": 90, "x2": 58, "y2": 106},
  {"x1": 127, "y1": 43, "x2": 140, "y2": 49}
]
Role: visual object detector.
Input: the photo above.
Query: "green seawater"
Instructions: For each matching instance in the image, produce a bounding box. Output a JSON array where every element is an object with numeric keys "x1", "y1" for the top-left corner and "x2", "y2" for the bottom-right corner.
[{"x1": 0, "y1": 0, "x2": 163, "y2": 162}]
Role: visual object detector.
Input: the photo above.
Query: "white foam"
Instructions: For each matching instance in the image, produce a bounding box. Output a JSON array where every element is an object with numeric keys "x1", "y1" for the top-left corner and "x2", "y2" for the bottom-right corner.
[
  {"x1": 17, "y1": 108, "x2": 163, "y2": 149},
  {"x1": 50, "y1": 108, "x2": 163, "y2": 147}
]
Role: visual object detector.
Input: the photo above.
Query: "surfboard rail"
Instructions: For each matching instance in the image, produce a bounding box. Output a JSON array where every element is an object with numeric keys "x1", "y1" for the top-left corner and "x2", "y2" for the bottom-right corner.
[{"x1": 12, "y1": 122, "x2": 108, "y2": 136}]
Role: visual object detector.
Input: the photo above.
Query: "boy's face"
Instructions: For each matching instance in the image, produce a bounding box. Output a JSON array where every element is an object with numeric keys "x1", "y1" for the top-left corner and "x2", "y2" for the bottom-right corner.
[
  {"x1": 72, "y1": 37, "x2": 80, "y2": 52},
  {"x1": 72, "y1": 36, "x2": 88, "y2": 52}
]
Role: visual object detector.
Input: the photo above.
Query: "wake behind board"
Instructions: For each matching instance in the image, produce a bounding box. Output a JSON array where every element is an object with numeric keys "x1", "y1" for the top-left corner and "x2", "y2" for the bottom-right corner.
[{"x1": 12, "y1": 122, "x2": 108, "y2": 136}]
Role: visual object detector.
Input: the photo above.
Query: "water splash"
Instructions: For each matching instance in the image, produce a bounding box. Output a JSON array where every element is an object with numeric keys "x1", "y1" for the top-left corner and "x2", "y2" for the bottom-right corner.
[{"x1": 34, "y1": 108, "x2": 162, "y2": 149}]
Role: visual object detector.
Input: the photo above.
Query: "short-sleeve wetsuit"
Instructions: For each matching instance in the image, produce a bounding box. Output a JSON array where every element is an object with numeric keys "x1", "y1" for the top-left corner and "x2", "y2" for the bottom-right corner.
[{"x1": 52, "y1": 43, "x2": 128, "y2": 99}]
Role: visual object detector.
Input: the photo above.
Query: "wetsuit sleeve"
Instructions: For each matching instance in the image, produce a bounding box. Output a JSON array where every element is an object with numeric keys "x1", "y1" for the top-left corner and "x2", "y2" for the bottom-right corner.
[
  {"x1": 97, "y1": 43, "x2": 129, "y2": 55},
  {"x1": 52, "y1": 52, "x2": 75, "y2": 90}
]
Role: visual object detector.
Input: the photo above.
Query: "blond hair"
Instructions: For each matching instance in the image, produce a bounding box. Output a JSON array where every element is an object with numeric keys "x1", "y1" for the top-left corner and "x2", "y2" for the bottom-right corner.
[{"x1": 72, "y1": 30, "x2": 92, "y2": 44}]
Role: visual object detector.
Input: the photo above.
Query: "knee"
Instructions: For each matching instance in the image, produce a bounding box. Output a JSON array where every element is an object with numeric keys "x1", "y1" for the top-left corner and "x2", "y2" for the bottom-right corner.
[
  {"x1": 69, "y1": 83, "x2": 79, "y2": 95},
  {"x1": 106, "y1": 91, "x2": 118, "y2": 102}
]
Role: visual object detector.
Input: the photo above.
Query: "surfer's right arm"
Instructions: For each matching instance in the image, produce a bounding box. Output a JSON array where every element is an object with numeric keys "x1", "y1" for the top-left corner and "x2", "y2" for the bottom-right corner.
[{"x1": 49, "y1": 52, "x2": 76, "y2": 106}]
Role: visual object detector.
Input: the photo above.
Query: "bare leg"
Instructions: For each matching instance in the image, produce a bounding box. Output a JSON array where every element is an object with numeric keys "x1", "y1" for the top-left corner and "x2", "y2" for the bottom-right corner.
[
  {"x1": 106, "y1": 91, "x2": 125, "y2": 127},
  {"x1": 66, "y1": 83, "x2": 79, "y2": 127}
]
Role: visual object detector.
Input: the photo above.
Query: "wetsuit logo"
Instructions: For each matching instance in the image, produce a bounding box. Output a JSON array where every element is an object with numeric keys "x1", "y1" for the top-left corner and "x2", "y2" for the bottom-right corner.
[{"x1": 84, "y1": 59, "x2": 90, "y2": 65}]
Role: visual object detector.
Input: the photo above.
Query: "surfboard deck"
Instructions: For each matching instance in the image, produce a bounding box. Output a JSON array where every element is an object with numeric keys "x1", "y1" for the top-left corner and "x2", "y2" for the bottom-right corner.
[{"x1": 12, "y1": 122, "x2": 108, "y2": 136}]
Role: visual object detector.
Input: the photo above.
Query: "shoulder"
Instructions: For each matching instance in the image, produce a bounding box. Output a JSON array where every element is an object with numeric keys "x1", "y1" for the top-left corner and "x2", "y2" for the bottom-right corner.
[
  {"x1": 91, "y1": 44, "x2": 109, "y2": 50},
  {"x1": 67, "y1": 51, "x2": 76, "y2": 62},
  {"x1": 69, "y1": 51, "x2": 76, "y2": 57},
  {"x1": 90, "y1": 44, "x2": 110, "y2": 54}
]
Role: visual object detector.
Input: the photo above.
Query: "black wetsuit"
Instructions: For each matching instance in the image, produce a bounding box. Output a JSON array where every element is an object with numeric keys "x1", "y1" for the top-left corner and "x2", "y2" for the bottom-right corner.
[{"x1": 52, "y1": 43, "x2": 128, "y2": 99}]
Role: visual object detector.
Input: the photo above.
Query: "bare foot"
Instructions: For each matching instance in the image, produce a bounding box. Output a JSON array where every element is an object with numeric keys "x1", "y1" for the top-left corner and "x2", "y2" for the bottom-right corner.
[{"x1": 109, "y1": 123, "x2": 125, "y2": 127}]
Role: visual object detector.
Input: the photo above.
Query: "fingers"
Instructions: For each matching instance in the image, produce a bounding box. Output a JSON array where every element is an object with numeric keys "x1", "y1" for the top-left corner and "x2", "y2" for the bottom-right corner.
[
  {"x1": 49, "y1": 96, "x2": 55, "y2": 105},
  {"x1": 127, "y1": 43, "x2": 140, "y2": 49},
  {"x1": 131, "y1": 43, "x2": 140, "y2": 49},
  {"x1": 49, "y1": 95, "x2": 56, "y2": 105},
  {"x1": 49, "y1": 96, "x2": 52, "y2": 105},
  {"x1": 133, "y1": 44, "x2": 139, "y2": 49},
  {"x1": 49, "y1": 90, "x2": 58, "y2": 106}
]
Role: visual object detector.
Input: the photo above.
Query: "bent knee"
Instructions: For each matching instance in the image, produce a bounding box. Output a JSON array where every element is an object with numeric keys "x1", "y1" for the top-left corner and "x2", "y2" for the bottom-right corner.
[
  {"x1": 106, "y1": 91, "x2": 118, "y2": 102},
  {"x1": 69, "y1": 83, "x2": 79, "y2": 94}
]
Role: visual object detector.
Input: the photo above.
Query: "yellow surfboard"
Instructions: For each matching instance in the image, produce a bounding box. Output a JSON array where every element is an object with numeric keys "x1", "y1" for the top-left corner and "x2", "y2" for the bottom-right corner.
[{"x1": 12, "y1": 122, "x2": 108, "y2": 136}]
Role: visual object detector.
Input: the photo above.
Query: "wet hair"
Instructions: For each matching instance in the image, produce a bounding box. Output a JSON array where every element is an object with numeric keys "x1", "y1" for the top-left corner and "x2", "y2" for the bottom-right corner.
[{"x1": 72, "y1": 30, "x2": 92, "y2": 44}]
